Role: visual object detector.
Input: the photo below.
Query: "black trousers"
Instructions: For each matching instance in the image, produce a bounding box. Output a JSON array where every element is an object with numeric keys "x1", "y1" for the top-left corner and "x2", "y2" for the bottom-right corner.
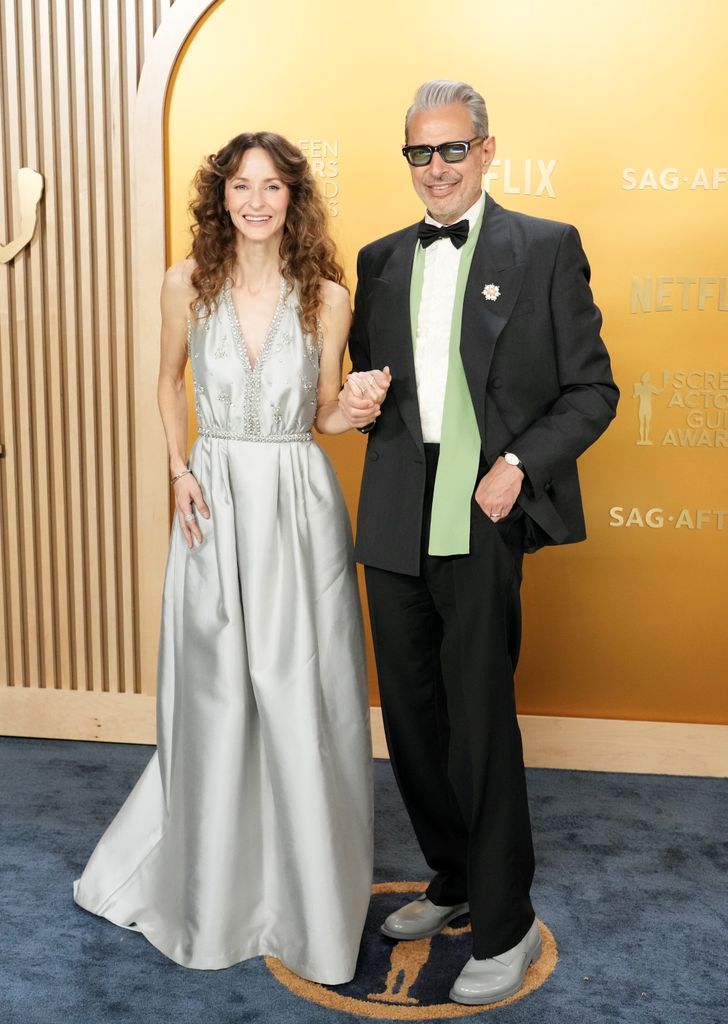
[{"x1": 365, "y1": 445, "x2": 536, "y2": 958}]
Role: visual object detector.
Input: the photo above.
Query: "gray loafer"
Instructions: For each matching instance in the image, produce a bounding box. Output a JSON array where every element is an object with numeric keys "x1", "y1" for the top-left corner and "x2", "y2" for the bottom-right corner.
[
  {"x1": 449, "y1": 919, "x2": 542, "y2": 1005},
  {"x1": 380, "y1": 894, "x2": 470, "y2": 940}
]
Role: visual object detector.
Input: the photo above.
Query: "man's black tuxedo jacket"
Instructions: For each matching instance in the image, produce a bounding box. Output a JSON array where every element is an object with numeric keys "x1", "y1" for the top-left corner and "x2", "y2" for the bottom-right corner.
[{"x1": 349, "y1": 194, "x2": 619, "y2": 576}]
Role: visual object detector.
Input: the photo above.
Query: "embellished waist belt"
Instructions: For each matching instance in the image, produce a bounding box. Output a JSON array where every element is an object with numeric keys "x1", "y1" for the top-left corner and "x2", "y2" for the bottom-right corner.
[{"x1": 198, "y1": 424, "x2": 312, "y2": 443}]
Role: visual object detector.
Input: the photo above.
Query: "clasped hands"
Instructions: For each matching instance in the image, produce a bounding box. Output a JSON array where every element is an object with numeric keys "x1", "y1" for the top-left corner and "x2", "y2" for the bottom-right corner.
[
  {"x1": 338, "y1": 366, "x2": 392, "y2": 429},
  {"x1": 339, "y1": 365, "x2": 523, "y2": 521}
]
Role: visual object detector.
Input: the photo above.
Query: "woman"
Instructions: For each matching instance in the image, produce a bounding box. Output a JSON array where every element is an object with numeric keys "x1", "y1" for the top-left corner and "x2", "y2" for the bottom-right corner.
[{"x1": 74, "y1": 132, "x2": 382, "y2": 983}]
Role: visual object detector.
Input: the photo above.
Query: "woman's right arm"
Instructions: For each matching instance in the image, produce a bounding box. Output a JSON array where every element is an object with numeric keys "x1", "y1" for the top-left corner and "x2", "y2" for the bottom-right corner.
[{"x1": 158, "y1": 262, "x2": 210, "y2": 548}]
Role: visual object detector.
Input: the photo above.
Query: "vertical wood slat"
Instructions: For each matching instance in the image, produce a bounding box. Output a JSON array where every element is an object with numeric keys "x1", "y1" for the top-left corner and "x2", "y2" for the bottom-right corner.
[
  {"x1": 20, "y1": 0, "x2": 56, "y2": 690},
  {"x1": 88, "y1": 1, "x2": 120, "y2": 692},
  {"x1": 127, "y1": 2, "x2": 145, "y2": 694},
  {"x1": 36, "y1": 0, "x2": 72, "y2": 691},
  {"x1": 70, "y1": 0, "x2": 104, "y2": 693},
  {"x1": 52, "y1": 0, "x2": 88, "y2": 692},
  {"x1": 0, "y1": 0, "x2": 175, "y2": 717},
  {"x1": 141, "y1": 0, "x2": 156, "y2": 60},
  {"x1": 107, "y1": 0, "x2": 136, "y2": 695}
]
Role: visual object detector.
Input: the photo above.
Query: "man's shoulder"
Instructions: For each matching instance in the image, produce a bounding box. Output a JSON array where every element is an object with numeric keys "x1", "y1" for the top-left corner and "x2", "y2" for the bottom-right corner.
[
  {"x1": 496, "y1": 202, "x2": 574, "y2": 242},
  {"x1": 358, "y1": 223, "x2": 418, "y2": 267},
  {"x1": 488, "y1": 199, "x2": 586, "y2": 266}
]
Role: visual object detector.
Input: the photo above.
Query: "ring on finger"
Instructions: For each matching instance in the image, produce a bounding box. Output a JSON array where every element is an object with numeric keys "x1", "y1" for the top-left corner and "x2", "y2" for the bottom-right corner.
[
  {"x1": 490, "y1": 512, "x2": 502, "y2": 519},
  {"x1": 366, "y1": 374, "x2": 376, "y2": 388},
  {"x1": 183, "y1": 513, "x2": 195, "y2": 522}
]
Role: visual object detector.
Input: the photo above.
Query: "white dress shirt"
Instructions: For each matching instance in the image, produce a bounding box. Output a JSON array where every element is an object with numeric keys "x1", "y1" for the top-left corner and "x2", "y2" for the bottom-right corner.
[{"x1": 414, "y1": 191, "x2": 485, "y2": 443}]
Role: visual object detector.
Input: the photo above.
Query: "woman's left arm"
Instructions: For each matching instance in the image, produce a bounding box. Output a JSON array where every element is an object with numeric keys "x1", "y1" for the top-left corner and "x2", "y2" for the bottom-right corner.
[{"x1": 315, "y1": 280, "x2": 386, "y2": 435}]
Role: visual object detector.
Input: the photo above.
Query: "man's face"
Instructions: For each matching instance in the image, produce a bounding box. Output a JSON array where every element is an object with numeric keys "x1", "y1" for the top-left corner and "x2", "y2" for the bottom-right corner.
[{"x1": 406, "y1": 102, "x2": 496, "y2": 224}]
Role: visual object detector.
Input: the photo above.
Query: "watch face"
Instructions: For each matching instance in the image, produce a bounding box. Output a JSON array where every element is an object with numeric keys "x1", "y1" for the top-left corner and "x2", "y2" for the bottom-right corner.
[{"x1": 504, "y1": 452, "x2": 519, "y2": 466}]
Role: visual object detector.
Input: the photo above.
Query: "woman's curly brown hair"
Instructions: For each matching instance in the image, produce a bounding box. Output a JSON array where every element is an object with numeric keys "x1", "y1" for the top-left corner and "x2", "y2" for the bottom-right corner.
[{"x1": 188, "y1": 132, "x2": 345, "y2": 335}]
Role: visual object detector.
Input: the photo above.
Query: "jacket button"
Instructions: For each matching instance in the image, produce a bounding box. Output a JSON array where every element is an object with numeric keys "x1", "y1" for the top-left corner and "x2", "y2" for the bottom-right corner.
[
  {"x1": 368, "y1": 450, "x2": 380, "y2": 461},
  {"x1": 490, "y1": 377, "x2": 503, "y2": 389}
]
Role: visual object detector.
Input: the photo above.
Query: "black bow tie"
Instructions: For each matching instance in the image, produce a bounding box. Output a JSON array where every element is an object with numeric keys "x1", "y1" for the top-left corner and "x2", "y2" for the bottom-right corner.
[{"x1": 417, "y1": 219, "x2": 469, "y2": 249}]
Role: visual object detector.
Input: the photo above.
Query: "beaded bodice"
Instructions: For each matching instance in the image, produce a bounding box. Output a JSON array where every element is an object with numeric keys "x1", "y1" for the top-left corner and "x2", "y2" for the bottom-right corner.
[{"x1": 188, "y1": 279, "x2": 321, "y2": 442}]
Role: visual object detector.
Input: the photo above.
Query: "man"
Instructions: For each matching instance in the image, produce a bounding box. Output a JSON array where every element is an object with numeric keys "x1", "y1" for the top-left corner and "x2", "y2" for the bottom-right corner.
[{"x1": 339, "y1": 80, "x2": 618, "y2": 1005}]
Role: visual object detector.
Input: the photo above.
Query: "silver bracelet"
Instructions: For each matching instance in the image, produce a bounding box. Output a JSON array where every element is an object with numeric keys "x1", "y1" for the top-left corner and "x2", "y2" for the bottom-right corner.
[{"x1": 170, "y1": 468, "x2": 191, "y2": 486}]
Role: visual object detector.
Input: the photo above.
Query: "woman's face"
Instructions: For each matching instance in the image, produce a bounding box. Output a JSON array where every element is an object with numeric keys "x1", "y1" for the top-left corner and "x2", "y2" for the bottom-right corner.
[{"x1": 224, "y1": 147, "x2": 291, "y2": 242}]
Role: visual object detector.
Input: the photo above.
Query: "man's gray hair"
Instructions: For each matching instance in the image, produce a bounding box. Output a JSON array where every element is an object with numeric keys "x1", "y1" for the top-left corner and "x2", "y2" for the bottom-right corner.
[{"x1": 404, "y1": 80, "x2": 489, "y2": 141}]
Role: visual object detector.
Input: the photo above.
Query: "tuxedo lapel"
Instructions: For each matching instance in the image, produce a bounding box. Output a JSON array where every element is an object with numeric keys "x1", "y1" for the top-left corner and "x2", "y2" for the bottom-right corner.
[
  {"x1": 460, "y1": 196, "x2": 526, "y2": 443},
  {"x1": 367, "y1": 200, "x2": 527, "y2": 454},
  {"x1": 368, "y1": 223, "x2": 423, "y2": 451}
]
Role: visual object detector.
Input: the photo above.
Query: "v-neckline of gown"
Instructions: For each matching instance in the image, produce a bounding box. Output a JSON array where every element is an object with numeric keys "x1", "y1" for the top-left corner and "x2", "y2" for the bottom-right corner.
[{"x1": 224, "y1": 276, "x2": 287, "y2": 374}]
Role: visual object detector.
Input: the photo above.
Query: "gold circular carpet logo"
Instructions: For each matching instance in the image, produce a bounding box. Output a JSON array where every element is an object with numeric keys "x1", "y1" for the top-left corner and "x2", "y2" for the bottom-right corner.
[{"x1": 265, "y1": 881, "x2": 558, "y2": 1018}]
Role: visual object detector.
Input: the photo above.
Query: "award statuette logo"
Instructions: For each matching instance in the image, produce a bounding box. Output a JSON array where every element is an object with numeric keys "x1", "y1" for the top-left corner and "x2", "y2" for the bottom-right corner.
[
  {"x1": 0, "y1": 167, "x2": 44, "y2": 264},
  {"x1": 632, "y1": 369, "x2": 728, "y2": 448},
  {"x1": 265, "y1": 882, "x2": 558, "y2": 1018},
  {"x1": 633, "y1": 371, "x2": 665, "y2": 445}
]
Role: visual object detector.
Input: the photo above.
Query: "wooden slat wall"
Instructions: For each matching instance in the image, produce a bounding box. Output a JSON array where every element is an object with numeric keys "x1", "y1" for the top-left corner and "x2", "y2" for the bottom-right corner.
[{"x1": 0, "y1": 0, "x2": 175, "y2": 704}]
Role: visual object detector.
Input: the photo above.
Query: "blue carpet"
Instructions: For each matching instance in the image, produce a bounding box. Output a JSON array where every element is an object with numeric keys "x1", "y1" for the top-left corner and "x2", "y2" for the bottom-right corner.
[{"x1": 0, "y1": 736, "x2": 726, "y2": 1023}]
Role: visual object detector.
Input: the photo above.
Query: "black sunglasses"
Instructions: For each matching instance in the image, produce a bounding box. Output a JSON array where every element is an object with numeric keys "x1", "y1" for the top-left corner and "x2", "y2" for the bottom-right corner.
[{"x1": 402, "y1": 136, "x2": 486, "y2": 167}]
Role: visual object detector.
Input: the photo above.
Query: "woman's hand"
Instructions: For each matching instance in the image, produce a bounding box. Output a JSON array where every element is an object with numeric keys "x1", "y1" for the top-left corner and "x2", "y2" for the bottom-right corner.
[
  {"x1": 347, "y1": 367, "x2": 391, "y2": 405},
  {"x1": 339, "y1": 366, "x2": 392, "y2": 428},
  {"x1": 173, "y1": 472, "x2": 210, "y2": 548}
]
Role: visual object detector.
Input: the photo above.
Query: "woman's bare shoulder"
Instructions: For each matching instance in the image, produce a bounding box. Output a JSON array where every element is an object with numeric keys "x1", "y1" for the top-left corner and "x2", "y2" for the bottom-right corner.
[
  {"x1": 161, "y1": 259, "x2": 197, "y2": 315},
  {"x1": 319, "y1": 277, "x2": 351, "y2": 312},
  {"x1": 164, "y1": 258, "x2": 197, "y2": 292}
]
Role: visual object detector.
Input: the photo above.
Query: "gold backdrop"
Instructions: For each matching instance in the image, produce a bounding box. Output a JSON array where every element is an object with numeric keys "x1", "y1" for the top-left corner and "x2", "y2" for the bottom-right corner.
[{"x1": 165, "y1": 0, "x2": 728, "y2": 724}]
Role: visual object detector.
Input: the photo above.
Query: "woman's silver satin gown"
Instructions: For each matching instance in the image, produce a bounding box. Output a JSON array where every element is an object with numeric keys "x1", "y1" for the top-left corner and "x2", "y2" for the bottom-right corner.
[{"x1": 73, "y1": 281, "x2": 374, "y2": 982}]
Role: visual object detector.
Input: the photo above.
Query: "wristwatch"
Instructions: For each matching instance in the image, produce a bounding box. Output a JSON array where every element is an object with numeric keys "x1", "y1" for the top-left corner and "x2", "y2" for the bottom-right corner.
[{"x1": 503, "y1": 451, "x2": 525, "y2": 472}]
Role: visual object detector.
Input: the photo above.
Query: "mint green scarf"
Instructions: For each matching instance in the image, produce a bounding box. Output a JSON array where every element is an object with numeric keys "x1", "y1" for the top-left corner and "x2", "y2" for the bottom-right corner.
[{"x1": 410, "y1": 207, "x2": 484, "y2": 555}]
